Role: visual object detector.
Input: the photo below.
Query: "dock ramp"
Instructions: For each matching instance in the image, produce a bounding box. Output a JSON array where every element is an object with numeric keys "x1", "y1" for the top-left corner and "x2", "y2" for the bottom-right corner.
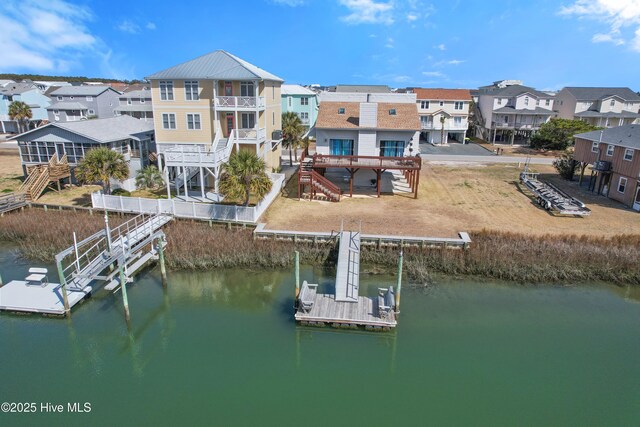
[{"x1": 335, "y1": 231, "x2": 360, "y2": 302}]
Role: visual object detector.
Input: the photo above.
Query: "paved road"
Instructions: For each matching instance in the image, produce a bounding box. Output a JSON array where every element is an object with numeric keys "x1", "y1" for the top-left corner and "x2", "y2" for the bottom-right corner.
[{"x1": 422, "y1": 154, "x2": 556, "y2": 165}]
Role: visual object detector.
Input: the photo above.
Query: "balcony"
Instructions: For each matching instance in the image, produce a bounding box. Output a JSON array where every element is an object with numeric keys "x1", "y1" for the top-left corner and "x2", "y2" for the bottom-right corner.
[
  {"x1": 492, "y1": 121, "x2": 544, "y2": 130},
  {"x1": 421, "y1": 121, "x2": 468, "y2": 130},
  {"x1": 236, "y1": 127, "x2": 267, "y2": 141},
  {"x1": 214, "y1": 96, "x2": 266, "y2": 110}
]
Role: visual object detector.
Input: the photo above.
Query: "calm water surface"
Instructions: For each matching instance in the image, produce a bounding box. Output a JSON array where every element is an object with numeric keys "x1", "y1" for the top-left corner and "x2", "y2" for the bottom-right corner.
[{"x1": 0, "y1": 245, "x2": 639, "y2": 426}]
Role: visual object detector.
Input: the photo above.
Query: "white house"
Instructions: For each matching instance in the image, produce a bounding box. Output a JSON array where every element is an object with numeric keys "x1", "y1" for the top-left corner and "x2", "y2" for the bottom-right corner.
[
  {"x1": 412, "y1": 88, "x2": 471, "y2": 145},
  {"x1": 314, "y1": 92, "x2": 420, "y2": 157},
  {"x1": 475, "y1": 80, "x2": 556, "y2": 144},
  {"x1": 554, "y1": 87, "x2": 640, "y2": 128}
]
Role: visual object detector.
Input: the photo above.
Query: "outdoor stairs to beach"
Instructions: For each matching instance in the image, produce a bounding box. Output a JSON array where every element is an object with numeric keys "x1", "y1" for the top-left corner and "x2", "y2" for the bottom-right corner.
[
  {"x1": 299, "y1": 160, "x2": 341, "y2": 202},
  {"x1": 19, "y1": 155, "x2": 70, "y2": 201}
]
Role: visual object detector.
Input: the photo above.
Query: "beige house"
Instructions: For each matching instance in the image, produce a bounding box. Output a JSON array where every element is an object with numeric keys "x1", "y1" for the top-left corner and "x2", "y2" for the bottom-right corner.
[
  {"x1": 412, "y1": 88, "x2": 471, "y2": 145},
  {"x1": 554, "y1": 87, "x2": 640, "y2": 128},
  {"x1": 146, "y1": 50, "x2": 283, "y2": 201}
]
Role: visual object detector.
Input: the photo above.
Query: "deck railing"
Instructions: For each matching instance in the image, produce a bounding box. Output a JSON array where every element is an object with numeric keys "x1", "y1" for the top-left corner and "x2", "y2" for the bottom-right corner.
[
  {"x1": 312, "y1": 153, "x2": 422, "y2": 170},
  {"x1": 215, "y1": 96, "x2": 266, "y2": 109}
]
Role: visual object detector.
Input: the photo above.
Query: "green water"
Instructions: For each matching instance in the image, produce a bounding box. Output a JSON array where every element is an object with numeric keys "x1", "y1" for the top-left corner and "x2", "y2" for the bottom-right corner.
[{"x1": 0, "y1": 247, "x2": 639, "y2": 427}]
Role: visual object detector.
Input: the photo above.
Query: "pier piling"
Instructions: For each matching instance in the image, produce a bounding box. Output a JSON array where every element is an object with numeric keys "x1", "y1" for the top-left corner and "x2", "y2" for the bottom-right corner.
[
  {"x1": 294, "y1": 251, "x2": 300, "y2": 307},
  {"x1": 56, "y1": 259, "x2": 71, "y2": 317},
  {"x1": 119, "y1": 263, "x2": 131, "y2": 322},
  {"x1": 396, "y1": 250, "x2": 403, "y2": 315},
  {"x1": 158, "y1": 237, "x2": 167, "y2": 288}
]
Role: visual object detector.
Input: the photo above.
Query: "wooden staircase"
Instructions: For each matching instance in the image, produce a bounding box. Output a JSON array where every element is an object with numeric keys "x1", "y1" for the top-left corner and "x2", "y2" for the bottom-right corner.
[
  {"x1": 299, "y1": 165, "x2": 342, "y2": 202},
  {"x1": 20, "y1": 155, "x2": 71, "y2": 201}
]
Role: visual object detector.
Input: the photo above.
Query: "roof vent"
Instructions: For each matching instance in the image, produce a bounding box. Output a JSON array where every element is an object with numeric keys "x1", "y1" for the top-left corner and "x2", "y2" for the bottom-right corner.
[
  {"x1": 389, "y1": 109, "x2": 397, "y2": 115},
  {"x1": 338, "y1": 107, "x2": 345, "y2": 114}
]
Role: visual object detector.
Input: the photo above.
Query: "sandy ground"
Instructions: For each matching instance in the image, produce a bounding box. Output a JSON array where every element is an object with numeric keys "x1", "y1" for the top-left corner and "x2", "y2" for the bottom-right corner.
[{"x1": 263, "y1": 163, "x2": 640, "y2": 237}]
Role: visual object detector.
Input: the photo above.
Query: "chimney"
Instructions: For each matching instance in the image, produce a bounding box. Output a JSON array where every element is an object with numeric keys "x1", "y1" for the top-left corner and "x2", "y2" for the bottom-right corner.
[{"x1": 359, "y1": 102, "x2": 377, "y2": 128}]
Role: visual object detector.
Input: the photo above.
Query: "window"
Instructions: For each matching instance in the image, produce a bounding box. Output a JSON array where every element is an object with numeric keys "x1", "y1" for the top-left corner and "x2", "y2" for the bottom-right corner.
[
  {"x1": 380, "y1": 141, "x2": 405, "y2": 157},
  {"x1": 610, "y1": 99, "x2": 615, "y2": 107},
  {"x1": 420, "y1": 100, "x2": 429, "y2": 109},
  {"x1": 288, "y1": 97, "x2": 292, "y2": 107},
  {"x1": 53, "y1": 110, "x2": 59, "y2": 115},
  {"x1": 300, "y1": 112, "x2": 309, "y2": 122},
  {"x1": 624, "y1": 148, "x2": 634, "y2": 161},
  {"x1": 240, "y1": 82, "x2": 255, "y2": 97},
  {"x1": 127, "y1": 98, "x2": 132, "y2": 105},
  {"x1": 86, "y1": 96, "x2": 93, "y2": 101},
  {"x1": 545, "y1": 99, "x2": 550, "y2": 106},
  {"x1": 439, "y1": 101, "x2": 444, "y2": 106},
  {"x1": 160, "y1": 81, "x2": 174, "y2": 100},
  {"x1": 301, "y1": 97, "x2": 309, "y2": 106},
  {"x1": 329, "y1": 139, "x2": 354, "y2": 156},
  {"x1": 454, "y1": 101, "x2": 463, "y2": 110},
  {"x1": 162, "y1": 113, "x2": 176, "y2": 129},
  {"x1": 454, "y1": 117, "x2": 462, "y2": 125},
  {"x1": 240, "y1": 113, "x2": 255, "y2": 129},
  {"x1": 606, "y1": 145, "x2": 614, "y2": 156},
  {"x1": 389, "y1": 109, "x2": 397, "y2": 115},
  {"x1": 57, "y1": 96, "x2": 63, "y2": 101},
  {"x1": 536, "y1": 100, "x2": 540, "y2": 106},
  {"x1": 184, "y1": 81, "x2": 199, "y2": 100},
  {"x1": 504, "y1": 116, "x2": 509, "y2": 123},
  {"x1": 88, "y1": 109, "x2": 95, "y2": 115},
  {"x1": 591, "y1": 141, "x2": 599, "y2": 153},
  {"x1": 618, "y1": 177, "x2": 627, "y2": 193},
  {"x1": 497, "y1": 98, "x2": 502, "y2": 105},
  {"x1": 338, "y1": 108, "x2": 345, "y2": 114},
  {"x1": 186, "y1": 113, "x2": 201, "y2": 130},
  {"x1": 524, "y1": 97, "x2": 529, "y2": 106}
]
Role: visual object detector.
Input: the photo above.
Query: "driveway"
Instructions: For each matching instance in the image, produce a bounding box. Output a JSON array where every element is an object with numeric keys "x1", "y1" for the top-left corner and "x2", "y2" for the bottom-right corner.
[
  {"x1": 419, "y1": 141, "x2": 493, "y2": 156},
  {"x1": 419, "y1": 142, "x2": 555, "y2": 165}
]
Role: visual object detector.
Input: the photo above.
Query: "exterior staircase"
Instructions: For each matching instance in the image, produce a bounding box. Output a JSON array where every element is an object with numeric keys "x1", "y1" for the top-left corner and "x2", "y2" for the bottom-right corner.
[
  {"x1": 20, "y1": 155, "x2": 70, "y2": 201},
  {"x1": 299, "y1": 160, "x2": 341, "y2": 202}
]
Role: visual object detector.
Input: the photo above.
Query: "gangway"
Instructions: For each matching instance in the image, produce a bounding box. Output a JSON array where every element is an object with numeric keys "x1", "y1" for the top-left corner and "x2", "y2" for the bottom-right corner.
[{"x1": 519, "y1": 158, "x2": 591, "y2": 217}]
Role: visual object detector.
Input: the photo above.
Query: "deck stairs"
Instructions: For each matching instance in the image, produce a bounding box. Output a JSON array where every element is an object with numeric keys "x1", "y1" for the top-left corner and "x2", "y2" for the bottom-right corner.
[
  {"x1": 20, "y1": 155, "x2": 70, "y2": 201},
  {"x1": 298, "y1": 159, "x2": 341, "y2": 202}
]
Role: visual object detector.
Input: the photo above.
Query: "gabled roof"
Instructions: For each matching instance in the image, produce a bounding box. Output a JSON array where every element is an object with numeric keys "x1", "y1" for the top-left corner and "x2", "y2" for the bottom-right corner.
[
  {"x1": 12, "y1": 115, "x2": 153, "y2": 144},
  {"x1": 281, "y1": 84, "x2": 315, "y2": 96},
  {"x1": 0, "y1": 82, "x2": 38, "y2": 95},
  {"x1": 335, "y1": 85, "x2": 391, "y2": 93},
  {"x1": 50, "y1": 86, "x2": 120, "y2": 96},
  {"x1": 413, "y1": 88, "x2": 471, "y2": 101},
  {"x1": 315, "y1": 102, "x2": 419, "y2": 131},
  {"x1": 46, "y1": 102, "x2": 88, "y2": 111},
  {"x1": 563, "y1": 87, "x2": 640, "y2": 102},
  {"x1": 479, "y1": 84, "x2": 552, "y2": 99},
  {"x1": 575, "y1": 125, "x2": 640, "y2": 150},
  {"x1": 145, "y1": 50, "x2": 284, "y2": 81}
]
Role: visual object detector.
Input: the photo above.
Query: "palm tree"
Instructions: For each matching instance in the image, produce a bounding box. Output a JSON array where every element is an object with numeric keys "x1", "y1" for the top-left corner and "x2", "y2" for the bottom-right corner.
[
  {"x1": 75, "y1": 147, "x2": 129, "y2": 195},
  {"x1": 219, "y1": 151, "x2": 272, "y2": 206},
  {"x1": 8, "y1": 101, "x2": 32, "y2": 133},
  {"x1": 282, "y1": 112, "x2": 304, "y2": 165},
  {"x1": 135, "y1": 165, "x2": 165, "y2": 190}
]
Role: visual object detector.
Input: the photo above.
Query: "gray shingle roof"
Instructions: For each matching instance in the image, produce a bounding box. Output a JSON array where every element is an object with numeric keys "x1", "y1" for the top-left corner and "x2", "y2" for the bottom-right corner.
[
  {"x1": 13, "y1": 115, "x2": 153, "y2": 143},
  {"x1": 335, "y1": 85, "x2": 391, "y2": 93},
  {"x1": 575, "y1": 125, "x2": 640, "y2": 150},
  {"x1": 564, "y1": 87, "x2": 640, "y2": 101},
  {"x1": 145, "y1": 50, "x2": 284, "y2": 81},
  {"x1": 46, "y1": 102, "x2": 88, "y2": 111},
  {"x1": 50, "y1": 86, "x2": 118, "y2": 96},
  {"x1": 119, "y1": 90, "x2": 151, "y2": 99},
  {"x1": 575, "y1": 110, "x2": 640, "y2": 118},
  {"x1": 0, "y1": 82, "x2": 38, "y2": 95},
  {"x1": 480, "y1": 84, "x2": 552, "y2": 99}
]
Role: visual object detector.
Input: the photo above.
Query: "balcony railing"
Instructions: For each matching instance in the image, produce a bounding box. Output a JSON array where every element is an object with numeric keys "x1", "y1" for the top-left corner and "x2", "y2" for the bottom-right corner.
[
  {"x1": 215, "y1": 96, "x2": 266, "y2": 109},
  {"x1": 492, "y1": 121, "x2": 544, "y2": 129},
  {"x1": 158, "y1": 142, "x2": 231, "y2": 167},
  {"x1": 236, "y1": 127, "x2": 267, "y2": 141},
  {"x1": 421, "y1": 121, "x2": 468, "y2": 130}
]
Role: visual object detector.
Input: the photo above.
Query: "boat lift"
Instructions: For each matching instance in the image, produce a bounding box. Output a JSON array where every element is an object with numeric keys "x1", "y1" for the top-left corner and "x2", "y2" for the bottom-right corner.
[{"x1": 519, "y1": 158, "x2": 591, "y2": 217}]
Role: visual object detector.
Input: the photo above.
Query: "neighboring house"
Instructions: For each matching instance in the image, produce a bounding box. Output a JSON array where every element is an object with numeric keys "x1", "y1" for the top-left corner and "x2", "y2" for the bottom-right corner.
[
  {"x1": 412, "y1": 88, "x2": 471, "y2": 145},
  {"x1": 554, "y1": 87, "x2": 640, "y2": 128},
  {"x1": 0, "y1": 80, "x2": 16, "y2": 88},
  {"x1": 281, "y1": 84, "x2": 318, "y2": 131},
  {"x1": 33, "y1": 81, "x2": 71, "y2": 92},
  {"x1": 475, "y1": 80, "x2": 556, "y2": 144},
  {"x1": 115, "y1": 89, "x2": 153, "y2": 121},
  {"x1": 315, "y1": 92, "x2": 420, "y2": 157},
  {"x1": 146, "y1": 49, "x2": 283, "y2": 201},
  {"x1": 14, "y1": 115, "x2": 154, "y2": 192},
  {"x1": 46, "y1": 86, "x2": 121, "y2": 122},
  {"x1": 0, "y1": 82, "x2": 51, "y2": 133},
  {"x1": 335, "y1": 85, "x2": 391, "y2": 93},
  {"x1": 573, "y1": 125, "x2": 640, "y2": 211}
]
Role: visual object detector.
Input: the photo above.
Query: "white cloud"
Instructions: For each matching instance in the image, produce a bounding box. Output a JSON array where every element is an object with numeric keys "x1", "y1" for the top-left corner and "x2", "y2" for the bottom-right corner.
[
  {"x1": 445, "y1": 59, "x2": 465, "y2": 65},
  {"x1": 0, "y1": 0, "x2": 97, "y2": 72},
  {"x1": 435, "y1": 43, "x2": 446, "y2": 50},
  {"x1": 338, "y1": 0, "x2": 394, "y2": 25},
  {"x1": 117, "y1": 20, "x2": 140, "y2": 34},
  {"x1": 407, "y1": 13, "x2": 419, "y2": 22},
  {"x1": 560, "y1": 0, "x2": 640, "y2": 51},
  {"x1": 422, "y1": 71, "x2": 446, "y2": 78},
  {"x1": 146, "y1": 22, "x2": 157, "y2": 30},
  {"x1": 271, "y1": 0, "x2": 306, "y2": 5},
  {"x1": 385, "y1": 37, "x2": 394, "y2": 48}
]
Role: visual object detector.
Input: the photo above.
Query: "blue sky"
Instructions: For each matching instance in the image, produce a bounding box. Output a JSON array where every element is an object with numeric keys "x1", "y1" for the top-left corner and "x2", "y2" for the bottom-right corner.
[{"x1": 1, "y1": 0, "x2": 640, "y2": 90}]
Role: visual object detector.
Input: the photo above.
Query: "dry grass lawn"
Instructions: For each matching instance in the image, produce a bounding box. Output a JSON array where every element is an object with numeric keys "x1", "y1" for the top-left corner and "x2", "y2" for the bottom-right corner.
[{"x1": 263, "y1": 163, "x2": 640, "y2": 237}]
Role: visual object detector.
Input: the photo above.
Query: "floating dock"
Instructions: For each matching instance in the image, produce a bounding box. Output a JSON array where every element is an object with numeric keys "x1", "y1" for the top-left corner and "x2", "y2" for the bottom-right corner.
[
  {"x1": 294, "y1": 230, "x2": 398, "y2": 330},
  {"x1": 0, "y1": 280, "x2": 91, "y2": 315}
]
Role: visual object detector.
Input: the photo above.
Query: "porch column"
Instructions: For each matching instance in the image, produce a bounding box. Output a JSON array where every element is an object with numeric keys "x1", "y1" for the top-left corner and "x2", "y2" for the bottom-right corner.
[
  {"x1": 376, "y1": 169, "x2": 381, "y2": 198},
  {"x1": 165, "y1": 163, "x2": 171, "y2": 200},
  {"x1": 214, "y1": 165, "x2": 220, "y2": 194},
  {"x1": 199, "y1": 167, "x2": 205, "y2": 199},
  {"x1": 183, "y1": 165, "x2": 188, "y2": 200},
  {"x1": 414, "y1": 167, "x2": 420, "y2": 199}
]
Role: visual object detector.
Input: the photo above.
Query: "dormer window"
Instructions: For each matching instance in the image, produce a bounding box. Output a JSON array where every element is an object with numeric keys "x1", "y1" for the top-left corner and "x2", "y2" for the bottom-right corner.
[
  {"x1": 610, "y1": 99, "x2": 615, "y2": 107},
  {"x1": 524, "y1": 97, "x2": 529, "y2": 106},
  {"x1": 57, "y1": 96, "x2": 63, "y2": 101},
  {"x1": 497, "y1": 98, "x2": 502, "y2": 105},
  {"x1": 389, "y1": 109, "x2": 397, "y2": 115},
  {"x1": 338, "y1": 108, "x2": 345, "y2": 114}
]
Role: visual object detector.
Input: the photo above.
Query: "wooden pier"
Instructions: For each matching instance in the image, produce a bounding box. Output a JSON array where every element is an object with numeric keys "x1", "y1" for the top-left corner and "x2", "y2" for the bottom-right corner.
[
  {"x1": 0, "y1": 213, "x2": 171, "y2": 316},
  {"x1": 294, "y1": 230, "x2": 399, "y2": 330}
]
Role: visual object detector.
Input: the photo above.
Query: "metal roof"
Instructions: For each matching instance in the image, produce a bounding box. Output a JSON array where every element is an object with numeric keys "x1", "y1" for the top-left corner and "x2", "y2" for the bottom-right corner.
[
  {"x1": 119, "y1": 90, "x2": 151, "y2": 99},
  {"x1": 575, "y1": 125, "x2": 640, "y2": 150},
  {"x1": 145, "y1": 50, "x2": 284, "y2": 81},
  {"x1": 281, "y1": 84, "x2": 316, "y2": 96},
  {"x1": 12, "y1": 115, "x2": 153, "y2": 144},
  {"x1": 564, "y1": 87, "x2": 640, "y2": 102},
  {"x1": 50, "y1": 86, "x2": 119, "y2": 96},
  {"x1": 46, "y1": 102, "x2": 89, "y2": 111}
]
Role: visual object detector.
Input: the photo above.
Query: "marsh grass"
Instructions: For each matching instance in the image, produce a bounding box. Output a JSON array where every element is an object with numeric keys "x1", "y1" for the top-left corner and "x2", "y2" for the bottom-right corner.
[{"x1": 0, "y1": 209, "x2": 638, "y2": 285}]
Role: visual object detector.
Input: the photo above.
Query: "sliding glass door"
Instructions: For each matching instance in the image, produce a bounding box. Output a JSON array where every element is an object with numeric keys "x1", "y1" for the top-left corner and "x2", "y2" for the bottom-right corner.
[
  {"x1": 329, "y1": 139, "x2": 354, "y2": 156},
  {"x1": 380, "y1": 140, "x2": 405, "y2": 157}
]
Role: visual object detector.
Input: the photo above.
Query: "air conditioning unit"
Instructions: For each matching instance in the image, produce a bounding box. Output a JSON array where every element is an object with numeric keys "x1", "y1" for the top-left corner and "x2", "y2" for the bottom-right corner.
[{"x1": 272, "y1": 130, "x2": 282, "y2": 140}]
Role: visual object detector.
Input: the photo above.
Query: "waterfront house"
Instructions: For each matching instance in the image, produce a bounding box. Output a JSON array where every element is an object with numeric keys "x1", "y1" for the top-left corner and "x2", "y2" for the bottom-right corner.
[
  {"x1": 573, "y1": 125, "x2": 640, "y2": 210},
  {"x1": 0, "y1": 82, "x2": 51, "y2": 133},
  {"x1": 411, "y1": 88, "x2": 471, "y2": 145},
  {"x1": 115, "y1": 89, "x2": 153, "y2": 121},
  {"x1": 281, "y1": 84, "x2": 318, "y2": 131},
  {"x1": 475, "y1": 80, "x2": 556, "y2": 144},
  {"x1": 554, "y1": 87, "x2": 640, "y2": 128},
  {"x1": 46, "y1": 86, "x2": 121, "y2": 122},
  {"x1": 14, "y1": 115, "x2": 154, "y2": 197},
  {"x1": 146, "y1": 49, "x2": 284, "y2": 201}
]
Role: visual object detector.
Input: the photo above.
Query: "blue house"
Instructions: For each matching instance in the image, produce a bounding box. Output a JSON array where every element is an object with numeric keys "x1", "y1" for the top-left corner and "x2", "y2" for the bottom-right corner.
[
  {"x1": 281, "y1": 84, "x2": 318, "y2": 132},
  {"x1": 0, "y1": 82, "x2": 51, "y2": 133}
]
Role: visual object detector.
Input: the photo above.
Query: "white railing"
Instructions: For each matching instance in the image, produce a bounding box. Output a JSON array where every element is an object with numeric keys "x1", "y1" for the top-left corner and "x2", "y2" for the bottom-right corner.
[
  {"x1": 159, "y1": 142, "x2": 231, "y2": 167},
  {"x1": 91, "y1": 173, "x2": 285, "y2": 223},
  {"x1": 236, "y1": 127, "x2": 267, "y2": 141},
  {"x1": 215, "y1": 96, "x2": 266, "y2": 109}
]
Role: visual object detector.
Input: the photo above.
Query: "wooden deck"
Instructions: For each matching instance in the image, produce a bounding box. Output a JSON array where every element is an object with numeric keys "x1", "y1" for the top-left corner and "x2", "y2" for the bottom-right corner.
[{"x1": 295, "y1": 292, "x2": 397, "y2": 328}]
